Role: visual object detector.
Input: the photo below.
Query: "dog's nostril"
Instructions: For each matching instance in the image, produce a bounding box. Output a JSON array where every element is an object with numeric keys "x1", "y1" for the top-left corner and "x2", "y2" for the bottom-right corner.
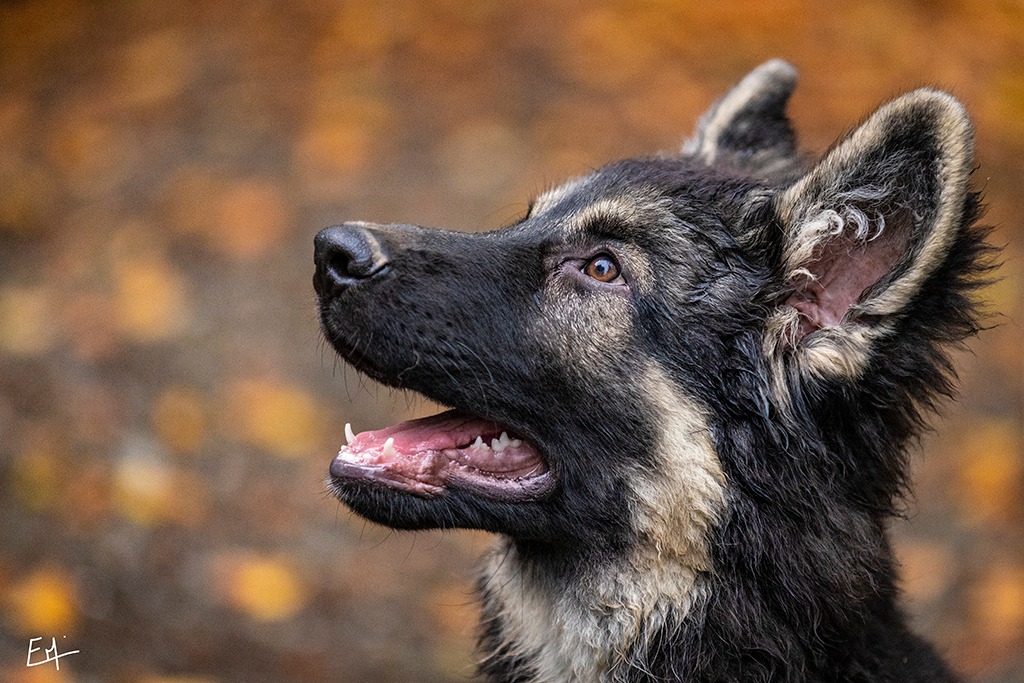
[
  {"x1": 314, "y1": 224, "x2": 390, "y2": 292},
  {"x1": 326, "y1": 246, "x2": 359, "y2": 281}
]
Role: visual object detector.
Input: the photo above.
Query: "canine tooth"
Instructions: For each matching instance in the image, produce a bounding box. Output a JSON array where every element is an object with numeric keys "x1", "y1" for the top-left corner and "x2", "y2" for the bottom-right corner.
[
  {"x1": 382, "y1": 437, "x2": 396, "y2": 458},
  {"x1": 345, "y1": 423, "x2": 356, "y2": 445}
]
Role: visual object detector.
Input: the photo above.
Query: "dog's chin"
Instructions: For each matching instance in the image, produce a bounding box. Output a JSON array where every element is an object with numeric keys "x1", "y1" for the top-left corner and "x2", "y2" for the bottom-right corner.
[
  {"x1": 327, "y1": 409, "x2": 555, "y2": 528},
  {"x1": 327, "y1": 477, "x2": 555, "y2": 536}
]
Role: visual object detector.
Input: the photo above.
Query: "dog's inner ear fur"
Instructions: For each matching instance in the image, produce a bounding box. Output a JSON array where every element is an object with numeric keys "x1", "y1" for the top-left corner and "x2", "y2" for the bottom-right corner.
[
  {"x1": 769, "y1": 88, "x2": 974, "y2": 354},
  {"x1": 684, "y1": 59, "x2": 799, "y2": 176},
  {"x1": 780, "y1": 176, "x2": 920, "y2": 338}
]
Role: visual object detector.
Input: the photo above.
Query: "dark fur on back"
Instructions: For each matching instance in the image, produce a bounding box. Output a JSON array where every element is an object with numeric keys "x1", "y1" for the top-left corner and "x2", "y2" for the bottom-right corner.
[{"x1": 314, "y1": 61, "x2": 995, "y2": 682}]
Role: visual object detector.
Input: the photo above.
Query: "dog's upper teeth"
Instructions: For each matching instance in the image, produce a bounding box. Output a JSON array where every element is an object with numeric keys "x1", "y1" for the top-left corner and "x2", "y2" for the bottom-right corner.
[
  {"x1": 382, "y1": 437, "x2": 396, "y2": 459},
  {"x1": 345, "y1": 423, "x2": 356, "y2": 445}
]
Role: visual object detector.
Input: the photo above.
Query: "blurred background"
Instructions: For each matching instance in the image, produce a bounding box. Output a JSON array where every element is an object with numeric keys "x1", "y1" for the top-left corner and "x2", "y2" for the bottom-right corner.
[{"x1": 0, "y1": 1, "x2": 1022, "y2": 681}]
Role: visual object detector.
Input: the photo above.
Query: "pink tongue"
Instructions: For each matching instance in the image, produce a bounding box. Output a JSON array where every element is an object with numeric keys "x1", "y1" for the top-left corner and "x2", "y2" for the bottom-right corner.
[{"x1": 349, "y1": 409, "x2": 504, "y2": 453}]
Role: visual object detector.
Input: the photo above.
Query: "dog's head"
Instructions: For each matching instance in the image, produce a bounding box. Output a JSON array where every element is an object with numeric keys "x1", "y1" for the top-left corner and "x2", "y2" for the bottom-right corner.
[{"x1": 314, "y1": 61, "x2": 989, "y2": 563}]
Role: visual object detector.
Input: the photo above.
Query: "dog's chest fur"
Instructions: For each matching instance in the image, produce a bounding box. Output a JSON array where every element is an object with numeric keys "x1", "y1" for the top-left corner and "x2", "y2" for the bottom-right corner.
[{"x1": 481, "y1": 540, "x2": 707, "y2": 682}]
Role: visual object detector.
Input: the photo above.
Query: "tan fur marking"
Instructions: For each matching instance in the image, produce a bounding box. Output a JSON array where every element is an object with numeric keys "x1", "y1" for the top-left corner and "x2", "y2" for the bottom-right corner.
[
  {"x1": 562, "y1": 194, "x2": 678, "y2": 238},
  {"x1": 631, "y1": 365, "x2": 727, "y2": 569},
  {"x1": 532, "y1": 293, "x2": 632, "y2": 377},
  {"x1": 532, "y1": 176, "x2": 590, "y2": 216},
  {"x1": 528, "y1": 194, "x2": 677, "y2": 373},
  {"x1": 481, "y1": 365, "x2": 725, "y2": 682},
  {"x1": 565, "y1": 197, "x2": 638, "y2": 234}
]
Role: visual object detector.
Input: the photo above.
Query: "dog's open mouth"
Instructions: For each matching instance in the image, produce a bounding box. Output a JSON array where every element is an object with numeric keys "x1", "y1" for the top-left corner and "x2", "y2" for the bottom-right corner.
[{"x1": 330, "y1": 409, "x2": 553, "y2": 501}]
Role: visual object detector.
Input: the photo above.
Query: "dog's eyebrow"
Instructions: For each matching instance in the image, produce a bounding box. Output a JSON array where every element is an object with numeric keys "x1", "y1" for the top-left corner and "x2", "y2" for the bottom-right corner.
[
  {"x1": 568, "y1": 199, "x2": 635, "y2": 236},
  {"x1": 566, "y1": 198, "x2": 677, "y2": 239}
]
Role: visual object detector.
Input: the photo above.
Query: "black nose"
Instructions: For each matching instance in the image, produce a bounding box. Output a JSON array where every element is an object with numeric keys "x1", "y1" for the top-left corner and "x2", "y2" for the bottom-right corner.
[{"x1": 314, "y1": 223, "x2": 391, "y2": 295}]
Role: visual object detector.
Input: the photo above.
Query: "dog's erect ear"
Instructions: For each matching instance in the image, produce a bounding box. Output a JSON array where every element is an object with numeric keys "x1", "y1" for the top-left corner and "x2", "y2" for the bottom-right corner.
[
  {"x1": 683, "y1": 59, "x2": 799, "y2": 175},
  {"x1": 765, "y1": 88, "x2": 974, "y2": 378}
]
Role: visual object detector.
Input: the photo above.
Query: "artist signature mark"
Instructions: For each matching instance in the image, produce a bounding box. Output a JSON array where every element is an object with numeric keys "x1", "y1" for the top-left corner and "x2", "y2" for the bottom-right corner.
[{"x1": 26, "y1": 636, "x2": 80, "y2": 670}]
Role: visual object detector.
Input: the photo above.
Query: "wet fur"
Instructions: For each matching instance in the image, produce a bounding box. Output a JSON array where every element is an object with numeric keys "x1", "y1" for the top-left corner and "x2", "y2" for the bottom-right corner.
[{"x1": 315, "y1": 60, "x2": 994, "y2": 682}]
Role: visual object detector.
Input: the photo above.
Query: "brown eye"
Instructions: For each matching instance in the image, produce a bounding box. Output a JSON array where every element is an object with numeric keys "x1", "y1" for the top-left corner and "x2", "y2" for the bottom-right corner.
[{"x1": 583, "y1": 254, "x2": 622, "y2": 283}]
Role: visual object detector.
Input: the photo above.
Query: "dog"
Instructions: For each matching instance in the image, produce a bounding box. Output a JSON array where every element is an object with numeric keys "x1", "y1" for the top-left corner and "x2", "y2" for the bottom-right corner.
[{"x1": 313, "y1": 60, "x2": 992, "y2": 682}]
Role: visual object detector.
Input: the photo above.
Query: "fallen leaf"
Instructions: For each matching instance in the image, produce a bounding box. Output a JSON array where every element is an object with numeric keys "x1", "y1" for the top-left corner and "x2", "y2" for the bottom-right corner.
[
  {"x1": 112, "y1": 445, "x2": 175, "y2": 526},
  {"x1": 970, "y1": 562, "x2": 1024, "y2": 643},
  {"x1": 0, "y1": 286, "x2": 57, "y2": 356},
  {"x1": 426, "y1": 585, "x2": 477, "y2": 637},
  {"x1": 217, "y1": 553, "x2": 307, "y2": 622},
  {"x1": 6, "y1": 566, "x2": 79, "y2": 636},
  {"x1": 151, "y1": 386, "x2": 207, "y2": 455},
  {"x1": 223, "y1": 379, "x2": 324, "y2": 459},
  {"x1": 957, "y1": 419, "x2": 1023, "y2": 526},
  {"x1": 293, "y1": 121, "x2": 371, "y2": 183},
  {"x1": 113, "y1": 29, "x2": 193, "y2": 109},
  {"x1": 113, "y1": 253, "x2": 190, "y2": 342},
  {"x1": 212, "y1": 180, "x2": 291, "y2": 260},
  {"x1": 3, "y1": 665, "x2": 75, "y2": 683},
  {"x1": 45, "y1": 106, "x2": 137, "y2": 199}
]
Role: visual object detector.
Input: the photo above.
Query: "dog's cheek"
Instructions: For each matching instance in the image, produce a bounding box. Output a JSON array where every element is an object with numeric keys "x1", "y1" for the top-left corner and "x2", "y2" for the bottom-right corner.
[
  {"x1": 478, "y1": 364, "x2": 728, "y2": 679},
  {"x1": 576, "y1": 363, "x2": 728, "y2": 649},
  {"x1": 629, "y1": 364, "x2": 727, "y2": 571},
  {"x1": 529, "y1": 289, "x2": 634, "y2": 382}
]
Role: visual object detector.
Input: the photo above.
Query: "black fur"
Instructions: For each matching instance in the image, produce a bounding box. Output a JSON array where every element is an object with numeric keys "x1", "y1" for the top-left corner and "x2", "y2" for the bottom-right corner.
[{"x1": 314, "y1": 61, "x2": 994, "y2": 682}]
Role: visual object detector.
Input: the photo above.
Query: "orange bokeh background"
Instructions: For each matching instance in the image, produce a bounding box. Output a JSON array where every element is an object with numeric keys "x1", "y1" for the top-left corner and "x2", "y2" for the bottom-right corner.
[{"x1": 1, "y1": 1, "x2": 1022, "y2": 681}]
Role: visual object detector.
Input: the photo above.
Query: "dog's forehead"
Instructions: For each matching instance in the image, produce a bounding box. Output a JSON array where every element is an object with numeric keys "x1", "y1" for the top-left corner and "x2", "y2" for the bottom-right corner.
[
  {"x1": 557, "y1": 195, "x2": 680, "y2": 241},
  {"x1": 527, "y1": 157, "x2": 739, "y2": 240},
  {"x1": 532, "y1": 159, "x2": 678, "y2": 213},
  {"x1": 530, "y1": 178, "x2": 675, "y2": 240}
]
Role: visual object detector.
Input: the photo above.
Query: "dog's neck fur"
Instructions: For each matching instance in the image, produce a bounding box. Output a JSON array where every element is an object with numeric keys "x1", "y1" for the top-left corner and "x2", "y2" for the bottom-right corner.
[
  {"x1": 478, "y1": 377, "x2": 724, "y2": 680},
  {"x1": 480, "y1": 537, "x2": 708, "y2": 683},
  {"x1": 476, "y1": 421, "x2": 899, "y2": 683}
]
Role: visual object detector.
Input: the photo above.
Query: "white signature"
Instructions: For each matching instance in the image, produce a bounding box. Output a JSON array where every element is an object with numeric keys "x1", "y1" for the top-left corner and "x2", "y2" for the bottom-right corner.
[{"x1": 26, "y1": 636, "x2": 80, "y2": 670}]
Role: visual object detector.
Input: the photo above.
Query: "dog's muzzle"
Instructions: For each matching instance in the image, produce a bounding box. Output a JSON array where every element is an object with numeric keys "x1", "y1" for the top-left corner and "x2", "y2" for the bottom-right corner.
[{"x1": 313, "y1": 222, "x2": 391, "y2": 296}]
